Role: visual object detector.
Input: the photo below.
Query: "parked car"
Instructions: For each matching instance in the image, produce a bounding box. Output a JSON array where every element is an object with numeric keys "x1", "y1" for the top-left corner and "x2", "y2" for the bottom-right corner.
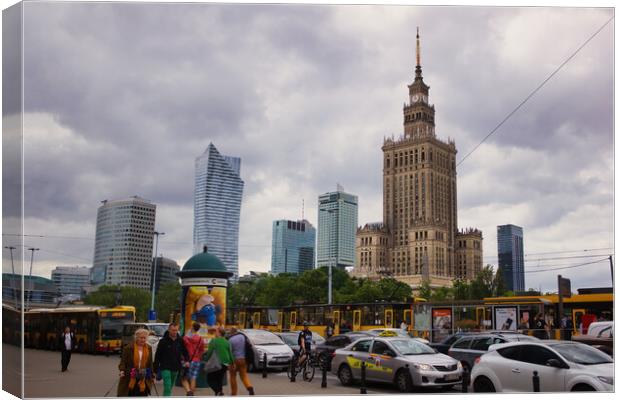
[
  {"x1": 274, "y1": 331, "x2": 326, "y2": 354},
  {"x1": 240, "y1": 329, "x2": 294, "y2": 372},
  {"x1": 315, "y1": 332, "x2": 372, "y2": 370},
  {"x1": 121, "y1": 322, "x2": 168, "y2": 354},
  {"x1": 471, "y1": 340, "x2": 614, "y2": 392},
  {"x1": 448, "y1": 333, "x2": 539, "y2": 374},
  {"x1": 331, "y1": 336, "x2": 463, "y2": 392},
  {"x1": 571, "y1": 321, "x2": 613, "y2": 356},
  {"x1": 362, "y1": 328, "x2": 430, "y2": 344},
  {"x1": 430, "y1": 332, "x2": 476, "y2": 355}
]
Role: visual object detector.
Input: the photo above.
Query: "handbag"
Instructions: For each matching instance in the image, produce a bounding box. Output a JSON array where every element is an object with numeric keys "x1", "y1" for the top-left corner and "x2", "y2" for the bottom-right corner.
[{"x1": 203, "y1": 350, "x2": 222, "y2": 374}]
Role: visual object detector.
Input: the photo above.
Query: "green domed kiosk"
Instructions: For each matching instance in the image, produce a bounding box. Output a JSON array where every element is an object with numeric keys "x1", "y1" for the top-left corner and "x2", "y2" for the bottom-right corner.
[{"x1": 176, "y1": 246, "x2": 233, "y2": 389}]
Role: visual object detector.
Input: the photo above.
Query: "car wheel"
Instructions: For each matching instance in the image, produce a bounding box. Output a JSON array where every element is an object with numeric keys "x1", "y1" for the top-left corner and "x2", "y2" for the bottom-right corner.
[
  {"x1": 571, "y1": 384, "x2": 595, "y2": 391},
  {"x1": 338, "y1": 364, "x2": 354, "y2": 386},
  {"x1": 473, "y1": 376, "x2": 496, "y2": 392},
  {"x1": 395, "y1": 369, "x2": 414, "y2": 393}
]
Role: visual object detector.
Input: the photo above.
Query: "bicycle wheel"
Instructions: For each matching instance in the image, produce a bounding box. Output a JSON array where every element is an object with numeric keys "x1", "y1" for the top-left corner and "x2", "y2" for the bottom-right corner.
[
  {"x1": 303, "y1": 363, "x2": 315, "y2": 382},
  {"x1": 287, "y1": 357, "x2": 298, "y2": 380}
]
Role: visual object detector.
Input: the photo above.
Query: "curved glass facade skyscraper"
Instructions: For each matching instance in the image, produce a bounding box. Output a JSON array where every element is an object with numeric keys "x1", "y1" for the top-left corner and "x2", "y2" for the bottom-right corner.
[{"x1": 193, "y1": 143, "x2": 244, "y2": 279}]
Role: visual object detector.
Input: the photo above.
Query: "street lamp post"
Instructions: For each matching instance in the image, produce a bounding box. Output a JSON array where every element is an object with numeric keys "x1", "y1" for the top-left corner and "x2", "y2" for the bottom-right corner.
[
  {"x1": 4, "y1": 246, "x2": 17, "y2": 305},
  {"x1": 150, "y1": 231, "x2": 165, "y2": 321},
  {"x1": 26, "y1": 247, "x2": 39, "y2": 310}
]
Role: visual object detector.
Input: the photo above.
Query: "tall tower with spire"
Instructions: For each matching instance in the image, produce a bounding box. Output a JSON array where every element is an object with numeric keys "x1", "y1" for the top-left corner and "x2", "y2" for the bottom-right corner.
[{"x1": 353, "y1": 28, "x2": 483, "y2": 291}]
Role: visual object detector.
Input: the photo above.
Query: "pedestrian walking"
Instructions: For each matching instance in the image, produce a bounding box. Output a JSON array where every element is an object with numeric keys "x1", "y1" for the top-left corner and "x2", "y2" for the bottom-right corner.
[
  {"x1": 325, "y1": 321, "x2": 335, "y2": 338},
  {"x1": 227, "y1": 327, "x2": 255, "y2": 396},
  {"x1": 204, "y1": 326, "x2": 234, "y2": 396},
  {"x1": 59, "y1": 326, "x2": 76, "y2": 372},
  {"x1": 117, "y1": 328, "x2": 154, "y2": 397},
  {"x1": 533, "y1": 313, "x2": 548, "y2": 340},
  {"x1": 181, "y1": 322, "x2": 205, "y2": 396},
  {"x1": 154, "y1": 323, "x2": 189, "y2": 397},
  {"x1": 400, "y1": 320, "x2": 408, "y2": 331}
]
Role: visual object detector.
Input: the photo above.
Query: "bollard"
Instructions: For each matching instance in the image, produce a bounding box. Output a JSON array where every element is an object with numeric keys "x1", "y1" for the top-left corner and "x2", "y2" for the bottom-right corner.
[
  {"x1": 262, "y1": 353, "x2": 268, "y2": 378},
  {"x1": 461, "y1": 369, "x2": 470, "y2": 393},
  {"x1": 360, "y1": 362, "x2": 367, "y2": 394},
  {"x1": 321, "y1": 355, "x2": 327, "y2": 388},
  {"x1": 289, "y1": 358, "x2": 296, "y2": 382},
  {"x1": 532, "y1": 371, "x2": 540, "y2": 392}
]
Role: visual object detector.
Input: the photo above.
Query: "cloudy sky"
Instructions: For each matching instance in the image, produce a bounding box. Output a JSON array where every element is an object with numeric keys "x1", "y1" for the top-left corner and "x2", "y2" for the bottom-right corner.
[{"x1": 2, "y1": 2, "x2": 614, "y2": 292}]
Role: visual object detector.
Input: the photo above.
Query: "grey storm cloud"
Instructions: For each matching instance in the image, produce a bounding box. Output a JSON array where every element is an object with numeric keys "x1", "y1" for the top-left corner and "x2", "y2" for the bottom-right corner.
[{"x1": 4, "y1": 2, "x2": 613, "y2": 292}]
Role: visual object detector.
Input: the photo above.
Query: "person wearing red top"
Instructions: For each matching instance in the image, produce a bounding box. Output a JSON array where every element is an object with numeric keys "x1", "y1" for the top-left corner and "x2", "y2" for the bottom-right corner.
[{"x1": 182, "y1": 322, "x2": 205, "y2": 396}]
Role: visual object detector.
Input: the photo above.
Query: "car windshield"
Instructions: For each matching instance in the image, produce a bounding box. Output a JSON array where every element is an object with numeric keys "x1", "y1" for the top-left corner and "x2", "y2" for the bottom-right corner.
[
  {"x1": 245, "y1": 331, "x2": 285, "y2": 345},
  {"x1": 391, "y1": 339, "x2": 436, "y2": 355},
  {"x1": 549, "y1": 343, "x2": 613, "y2": 365},
  {"x1": 149, "y1": 325, "x2": 167, "y2": 337},
  {"x1": 279, "y1": 334, "x2": 298, "y2": 346}
]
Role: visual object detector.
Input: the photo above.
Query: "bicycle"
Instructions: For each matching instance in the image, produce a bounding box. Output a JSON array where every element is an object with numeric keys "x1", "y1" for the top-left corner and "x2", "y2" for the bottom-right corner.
[{"x1": 287, "y1": 350, "x2": 317, "y2": 382}]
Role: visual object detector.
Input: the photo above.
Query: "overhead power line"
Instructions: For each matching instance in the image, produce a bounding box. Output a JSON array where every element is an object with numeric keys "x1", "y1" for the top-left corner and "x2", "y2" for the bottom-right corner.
[
  {"x1": 457, "y1": 14, "x2": 614, "y2": 167},
  {"x1": 525, "y1": 258, "x2": 609, "y2": 274}
]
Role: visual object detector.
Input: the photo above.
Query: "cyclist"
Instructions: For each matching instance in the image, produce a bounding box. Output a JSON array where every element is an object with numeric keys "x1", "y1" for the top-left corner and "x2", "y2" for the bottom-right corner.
[{"x1": 297, "y1": 322, "x2": 313, "y2": 366}]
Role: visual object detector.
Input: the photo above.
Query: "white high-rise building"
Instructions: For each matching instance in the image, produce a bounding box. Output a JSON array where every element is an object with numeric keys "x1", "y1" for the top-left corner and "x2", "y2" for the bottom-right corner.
[
  {"x1": 92, "y1": 196, "x2": 156, "y2": 290},
  {"x1": 193, "y1": 143, "x2": 244, "y2": 279},
  {"x1": 317, "y1": 187, "x2": 358, "y2": 269}
]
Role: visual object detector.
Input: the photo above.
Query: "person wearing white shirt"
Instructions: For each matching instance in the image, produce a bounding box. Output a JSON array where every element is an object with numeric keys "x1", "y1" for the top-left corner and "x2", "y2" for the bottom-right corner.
[{"x1": 60, "y1": 326, "x2": 75, "y2": 372}]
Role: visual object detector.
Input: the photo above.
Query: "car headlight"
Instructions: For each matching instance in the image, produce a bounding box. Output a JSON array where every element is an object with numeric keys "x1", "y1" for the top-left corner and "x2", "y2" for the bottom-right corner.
[
  {"x1": 413, "y1": 363, "x2": 433, "y2": 371},
  {"x1": 598, "y1": 376, "x2": 614, "y2": 385},
  {"x1": 457, "y1": 361, "x2": 463, "y2": 369}
]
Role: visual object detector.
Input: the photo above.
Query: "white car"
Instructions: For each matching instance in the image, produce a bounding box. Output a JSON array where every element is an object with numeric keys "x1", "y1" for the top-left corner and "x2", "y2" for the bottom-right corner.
[
  {"x1": 240, "y1": 329, "x2": 294, "y2": 371},
  {"x1": 471, "y1": 340, "x2": 614, "y2": 392}
]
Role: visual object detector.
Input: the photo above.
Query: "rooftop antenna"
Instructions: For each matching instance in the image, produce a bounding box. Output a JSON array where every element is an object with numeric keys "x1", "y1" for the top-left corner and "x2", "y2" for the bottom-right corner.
[{"x1": 302, "y1": 198, "x2": 305, "y2": 221}]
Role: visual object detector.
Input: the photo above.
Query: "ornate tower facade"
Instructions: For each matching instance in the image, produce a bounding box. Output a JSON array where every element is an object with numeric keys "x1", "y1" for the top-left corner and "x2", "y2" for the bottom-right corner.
[{"x1": 353, "y1": 29, "x2": 482, "y2": 290}]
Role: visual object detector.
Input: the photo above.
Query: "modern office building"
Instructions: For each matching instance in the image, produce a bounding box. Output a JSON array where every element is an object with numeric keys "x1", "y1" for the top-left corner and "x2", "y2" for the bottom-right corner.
[
  {"x1": 51, "y1": 266, "x2": 90, "y2": 298},
  {"x1": 271, "y1": 219, "x2": 316, "y2": 275},
  {"x1": 352, "y1": 29, "x2": 483, "y2": 290},
  {"x1": 150, "y1": 256, "x2": 180, "y2": 293},
  {"x1": 193, "y1": 143, "x2": 244, "y2": 279},
  {"x1": 317, "y1": 188, "x2": 358, "y2": 269},
  {"x1": 2, "y1": 273, "x2": 60, "y2": 308},
  {"x1": 92, "y1": 196, "x2": 156, "y2": 290},
  {"x1": 497, "y1": 224, "x2": 525, "y2": 292}
]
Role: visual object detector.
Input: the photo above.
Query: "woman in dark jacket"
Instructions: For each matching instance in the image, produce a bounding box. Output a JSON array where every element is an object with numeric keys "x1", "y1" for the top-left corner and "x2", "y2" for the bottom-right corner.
[{"x1": 117, "y1": 328, "x2": 154, "y2": 397}]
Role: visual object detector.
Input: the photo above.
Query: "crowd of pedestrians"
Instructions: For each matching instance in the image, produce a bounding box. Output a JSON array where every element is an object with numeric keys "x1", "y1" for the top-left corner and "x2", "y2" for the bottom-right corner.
[{"x1": 111, "y1": 322, "x2": 254, "y2": 397}]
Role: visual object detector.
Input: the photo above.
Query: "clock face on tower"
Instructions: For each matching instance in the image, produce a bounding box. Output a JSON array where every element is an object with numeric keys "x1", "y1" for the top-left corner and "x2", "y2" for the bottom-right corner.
[{"x1": 411, "y1": 94, "x2": 419, "y2": 103}]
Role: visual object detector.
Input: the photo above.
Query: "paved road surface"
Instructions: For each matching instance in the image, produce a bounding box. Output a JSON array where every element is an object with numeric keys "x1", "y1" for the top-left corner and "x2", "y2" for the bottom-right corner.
[{"x1": 5, "y1": 345, "x2": 444, "y2": 397}]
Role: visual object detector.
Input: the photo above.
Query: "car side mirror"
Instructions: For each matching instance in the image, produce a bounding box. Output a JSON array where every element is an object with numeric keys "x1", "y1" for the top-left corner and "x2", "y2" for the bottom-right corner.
[
  {"x1": 434, "y1": 348, "x2": 439, "y2": 353},
  {"x1": 545, "y1": 359, "x2": 566, "y2": 368}
]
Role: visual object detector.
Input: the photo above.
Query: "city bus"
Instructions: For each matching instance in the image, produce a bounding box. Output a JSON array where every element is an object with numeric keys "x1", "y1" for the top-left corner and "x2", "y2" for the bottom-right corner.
[{"x1": 23, "y1": 305, "x2": 136, "y2": 353}]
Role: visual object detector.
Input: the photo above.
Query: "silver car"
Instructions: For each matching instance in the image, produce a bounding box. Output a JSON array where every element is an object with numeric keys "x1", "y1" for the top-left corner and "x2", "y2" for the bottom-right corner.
[
  {"x1": 241, "y1": 329, "x2": 294, "y2": 372},
  {"x1": 331, "y1": 336, "x2": 463, "y2": 392}
]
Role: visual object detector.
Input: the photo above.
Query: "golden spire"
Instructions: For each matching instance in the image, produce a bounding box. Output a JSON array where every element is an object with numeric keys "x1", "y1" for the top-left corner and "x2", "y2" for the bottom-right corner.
[{"x1": 416, "y1": 26, "x2": 420, "y2": 67}]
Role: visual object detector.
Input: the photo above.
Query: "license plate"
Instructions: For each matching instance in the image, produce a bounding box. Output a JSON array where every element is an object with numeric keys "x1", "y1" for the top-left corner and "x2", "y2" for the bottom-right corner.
[{"x1": 445, "y1": 373, "x2": 459, "y2": 381}]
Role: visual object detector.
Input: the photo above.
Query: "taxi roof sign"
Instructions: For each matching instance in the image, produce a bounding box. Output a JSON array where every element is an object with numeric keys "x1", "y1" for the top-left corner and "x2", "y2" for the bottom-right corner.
[{"x1": 378, "y1": 330, "x2": 398, "y2": 337}]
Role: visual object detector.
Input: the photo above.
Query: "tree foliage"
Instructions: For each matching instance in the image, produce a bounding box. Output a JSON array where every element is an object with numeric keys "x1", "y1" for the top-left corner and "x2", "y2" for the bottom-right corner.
[
  {"x1": 84, "y1": 284, "x2": 151, "y2": 321},
  {"x1": 227, "y1": 268, "x2": 412, "y2": 307}
]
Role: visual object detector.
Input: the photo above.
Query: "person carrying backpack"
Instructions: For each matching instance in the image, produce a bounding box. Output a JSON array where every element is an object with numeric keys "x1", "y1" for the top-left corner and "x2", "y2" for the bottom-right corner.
[{"x1": 227, "y1": 327, "x2": 254, "y2": 396}]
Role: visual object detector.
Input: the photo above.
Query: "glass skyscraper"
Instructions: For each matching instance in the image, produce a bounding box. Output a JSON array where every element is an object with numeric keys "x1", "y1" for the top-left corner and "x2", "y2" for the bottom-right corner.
[
  {"x1": 271, "y1": 219, "x2": 316, "y2": 275},
  {"x1": 193, "y1": 143, "x2": 244, "y2": 279},
  {"x1": 317, "y1": 189, "x2": 358, "y2": 268},
  {"x1": 497, "y1": 224, "x2": 525, "y2": 292}
]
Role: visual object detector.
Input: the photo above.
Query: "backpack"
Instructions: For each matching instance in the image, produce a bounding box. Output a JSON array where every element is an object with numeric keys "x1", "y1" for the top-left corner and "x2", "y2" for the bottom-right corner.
[{"x1": 243, "y1": 335, "x2": 253, "y2": 360}]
